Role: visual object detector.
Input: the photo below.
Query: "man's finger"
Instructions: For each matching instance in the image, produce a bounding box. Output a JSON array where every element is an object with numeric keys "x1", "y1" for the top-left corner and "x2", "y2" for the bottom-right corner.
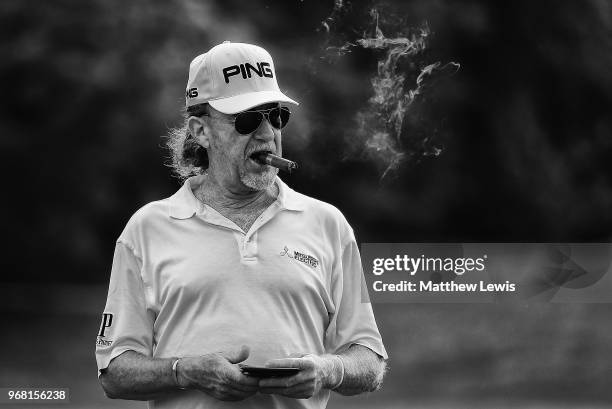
[
  {"x1": 221, "y1": 345, "x2": 250, "y2": 364},
  {"x1": 229, "y1": 376, "x2": 260, "y2": 391},
  {"x1": 228, "y1": 380, "x2": 259, "y2": 392},
  {"x1": 216, "y1": 384, "x2": 257, "y2": 401},
  {"x1": 227, "y1": 369, "x2": 260, "y2": 389},
  {"x1": 231, "y1": 370, "x2": 261, "y2": 385},
  {"x1": 259, "y1": 383, "x2": 312, "y2": 398},
  {"x1": 228, "y1": 384, "x2": 259, "y2": 395},
  {"x1": 258, "y1": 373, "x2": 306, "y2": 388}
]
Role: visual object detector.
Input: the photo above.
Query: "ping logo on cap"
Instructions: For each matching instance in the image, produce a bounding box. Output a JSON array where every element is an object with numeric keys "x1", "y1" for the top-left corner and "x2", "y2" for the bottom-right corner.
[
  {"x1": 185, "y1": 42, "x2": 298, "y2": 113},
  {"x1": 222, "y1": 62, "x2": 273, "y2": 84}
]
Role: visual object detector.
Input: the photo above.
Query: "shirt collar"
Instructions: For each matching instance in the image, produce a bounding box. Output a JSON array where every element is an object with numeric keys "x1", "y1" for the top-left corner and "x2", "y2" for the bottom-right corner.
[
  {"x1": 276, "y1": 177, "x2": 305, "y2": 212},
  {"x1": 168, "y1": 175, "x2": 304, "y2": 220},
  {"x1": 168, "y1": 174, "x2": 206, "y2": 219}
]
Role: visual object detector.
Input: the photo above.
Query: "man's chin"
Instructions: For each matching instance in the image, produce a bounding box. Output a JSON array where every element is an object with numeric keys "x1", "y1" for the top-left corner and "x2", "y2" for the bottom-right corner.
[{"x1": 240, "y1": 168, "x2": 278, "y2": 191}]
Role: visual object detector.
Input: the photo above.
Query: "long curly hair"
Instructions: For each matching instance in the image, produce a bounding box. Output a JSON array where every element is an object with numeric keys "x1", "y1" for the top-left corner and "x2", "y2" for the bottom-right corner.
[{"x1": 164, "y1": 103, "x2": 209, "y2": 181}]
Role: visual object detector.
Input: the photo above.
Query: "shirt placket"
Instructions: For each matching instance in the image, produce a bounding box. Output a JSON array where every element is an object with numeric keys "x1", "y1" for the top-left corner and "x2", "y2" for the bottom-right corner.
[
  {"x1": 240, "y1": 201, "x2": 283, "y2": 262},
  {"x1": 199, "y1": 201, "x2": 283, "y2": 263},
  {"x1": 240, "y1": 230, "x2": 258, "y2": 261}
]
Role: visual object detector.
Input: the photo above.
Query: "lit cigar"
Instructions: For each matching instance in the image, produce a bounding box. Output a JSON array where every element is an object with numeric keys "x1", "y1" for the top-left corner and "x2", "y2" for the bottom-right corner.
[{"x1": 254, "y1": 152, "x2": 298, "y2": 173}]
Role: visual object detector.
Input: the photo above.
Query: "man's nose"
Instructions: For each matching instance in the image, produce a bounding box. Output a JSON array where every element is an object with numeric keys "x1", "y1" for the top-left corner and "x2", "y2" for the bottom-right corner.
[{"x1": 253, "y1": 118, "x2": 276, "y2": 142}]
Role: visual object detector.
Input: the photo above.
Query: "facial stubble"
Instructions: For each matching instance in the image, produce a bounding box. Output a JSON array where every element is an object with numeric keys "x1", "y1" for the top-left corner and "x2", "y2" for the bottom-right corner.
[{"x1": 240, "y1": 164, "x2": 278, "y2": 191}]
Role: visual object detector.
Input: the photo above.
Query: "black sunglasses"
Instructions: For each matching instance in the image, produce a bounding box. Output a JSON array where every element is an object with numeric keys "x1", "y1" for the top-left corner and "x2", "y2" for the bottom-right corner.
[{"x1": 233, "y1": 106, "x2": 291, "y2": 135}]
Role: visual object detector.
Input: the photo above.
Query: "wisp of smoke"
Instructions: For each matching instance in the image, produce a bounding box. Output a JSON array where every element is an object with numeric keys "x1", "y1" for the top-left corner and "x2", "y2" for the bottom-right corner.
[{"x1": 322, "y1": 5, "x2": 459, "y2": 178}]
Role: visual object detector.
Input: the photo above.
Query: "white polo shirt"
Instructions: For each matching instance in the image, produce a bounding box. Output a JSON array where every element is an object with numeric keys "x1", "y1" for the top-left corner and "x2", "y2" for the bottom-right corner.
[{"x1": 96, "y1": 175, "x2": 387, "y2": 409}]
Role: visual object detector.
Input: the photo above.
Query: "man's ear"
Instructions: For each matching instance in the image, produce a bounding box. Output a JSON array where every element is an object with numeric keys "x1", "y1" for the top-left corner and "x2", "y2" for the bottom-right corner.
[{"x1": 187, "y1": 116, "x2": 211, "y2": 148}]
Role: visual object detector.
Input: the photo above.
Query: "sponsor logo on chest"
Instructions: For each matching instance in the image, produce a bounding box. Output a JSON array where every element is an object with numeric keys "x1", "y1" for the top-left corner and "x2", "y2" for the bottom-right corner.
[{"x1": 280, "y1": 246, "x2": 319, "y2": 269}]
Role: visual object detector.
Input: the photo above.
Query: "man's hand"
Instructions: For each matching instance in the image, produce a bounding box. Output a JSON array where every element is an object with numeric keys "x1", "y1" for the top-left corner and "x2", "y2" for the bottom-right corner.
[
  {"x1": 258, "y1": 354, "x2": 340, "y2": 399},
  {"x1": 177, "y1": 345, "x2": 259, "y2": 401}
]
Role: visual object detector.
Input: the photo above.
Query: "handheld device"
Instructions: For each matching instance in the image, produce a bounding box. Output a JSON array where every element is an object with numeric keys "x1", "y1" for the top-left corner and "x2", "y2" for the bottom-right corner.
[{"x1": 239, "y1": 365, "x2": 301, "y2": 378}]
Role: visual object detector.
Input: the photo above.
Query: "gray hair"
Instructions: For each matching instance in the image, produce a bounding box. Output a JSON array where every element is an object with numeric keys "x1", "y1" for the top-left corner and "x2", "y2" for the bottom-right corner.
[{"x1": 164, "y1": 104, "x2": 209, "y2": 181}]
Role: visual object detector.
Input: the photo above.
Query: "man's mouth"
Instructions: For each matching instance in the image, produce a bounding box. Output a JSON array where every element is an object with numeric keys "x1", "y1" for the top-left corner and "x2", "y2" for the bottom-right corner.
[{"x1": 247, "y1": 149, "x2": 275, "y2": 165}]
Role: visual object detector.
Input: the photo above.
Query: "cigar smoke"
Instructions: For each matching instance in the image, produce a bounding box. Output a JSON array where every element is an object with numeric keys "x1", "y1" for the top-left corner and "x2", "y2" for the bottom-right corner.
[
  {"x1": 254, "y1": 152, "x2": 298, "y2": 173},
  {"x1": 320, "y1": 4, "x2": 460, "y2": 178}
]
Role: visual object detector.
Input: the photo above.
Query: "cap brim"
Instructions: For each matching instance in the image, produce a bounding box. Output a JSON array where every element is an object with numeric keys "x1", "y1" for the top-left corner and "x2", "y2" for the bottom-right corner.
[{"x1": 208, "y1": 90, "x2": 299, "y2": 114}]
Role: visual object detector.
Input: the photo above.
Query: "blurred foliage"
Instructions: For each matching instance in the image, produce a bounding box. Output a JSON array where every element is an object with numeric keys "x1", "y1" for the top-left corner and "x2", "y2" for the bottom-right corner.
[{"x1": 1, "y1": 0, "x2": 612, "y2": 283}]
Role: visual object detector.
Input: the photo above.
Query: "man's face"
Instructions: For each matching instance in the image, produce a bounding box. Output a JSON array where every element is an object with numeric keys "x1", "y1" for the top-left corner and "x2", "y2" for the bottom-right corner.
[{"x1": 203, "y1": 103, "x2": 282, "y2": 192}]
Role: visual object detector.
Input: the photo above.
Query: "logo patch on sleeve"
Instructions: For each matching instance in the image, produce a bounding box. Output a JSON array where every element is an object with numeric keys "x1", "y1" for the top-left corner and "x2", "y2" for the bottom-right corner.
[
  {"x1": 280, "y1": 246, "x2": 319, "y2": 269},
  {"x1": 96, "y1": 313, "x2": 114, "y2": 347}
]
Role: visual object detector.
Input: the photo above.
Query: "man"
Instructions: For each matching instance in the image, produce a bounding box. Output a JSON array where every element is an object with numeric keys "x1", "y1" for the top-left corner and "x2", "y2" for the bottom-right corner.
[{"x1": 96, "y1": 41, "x2": 387, "y2": 409}]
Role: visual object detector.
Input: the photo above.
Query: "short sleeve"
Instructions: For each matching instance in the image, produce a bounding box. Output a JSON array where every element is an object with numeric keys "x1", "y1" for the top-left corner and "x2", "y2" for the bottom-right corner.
[
  {"x1": 325, "y1": 237, "x2": 388, "y2": 359},
  {"x1": 95, "y1": 241, "x2": 155, "y2": 374}
]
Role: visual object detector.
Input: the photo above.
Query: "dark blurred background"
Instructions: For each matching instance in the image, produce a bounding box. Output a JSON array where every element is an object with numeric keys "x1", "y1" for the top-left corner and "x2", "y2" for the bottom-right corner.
[{"x1": 1, "y1": 0, "x2": 611, "y2": 408}]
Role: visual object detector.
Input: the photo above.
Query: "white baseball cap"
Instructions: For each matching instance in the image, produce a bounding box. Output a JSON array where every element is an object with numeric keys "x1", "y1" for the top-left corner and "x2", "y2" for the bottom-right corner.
[{"x1": 185, "y1": 41, "x2": 299, "y2": 114}]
